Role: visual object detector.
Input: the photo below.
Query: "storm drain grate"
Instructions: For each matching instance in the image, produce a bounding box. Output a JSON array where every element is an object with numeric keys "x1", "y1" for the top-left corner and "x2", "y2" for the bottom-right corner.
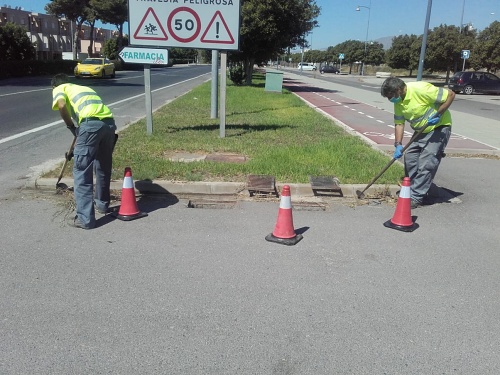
[
  {"x1": 247, "y1": 175, "x2": 279, "y2": 197},
  {"x1": 309, "y1": 175, "x2": 343, "y2": 197}
]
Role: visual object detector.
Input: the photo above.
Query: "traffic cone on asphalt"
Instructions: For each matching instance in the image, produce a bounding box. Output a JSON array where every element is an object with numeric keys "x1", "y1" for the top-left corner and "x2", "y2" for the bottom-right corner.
[
  {"x1": 113, "y1": 167, "x2": 148, "y2": 221},
  {"x1": 383, "y1": 177, "x2": 418, "y2": 232},
  {"x1": 265, "y1": 185, "x2": 303, "y2": 245}
]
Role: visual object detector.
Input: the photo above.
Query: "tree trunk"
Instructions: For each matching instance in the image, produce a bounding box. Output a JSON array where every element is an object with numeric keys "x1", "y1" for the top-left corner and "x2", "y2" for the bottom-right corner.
[
  {"x1": 88, "y1": 23, "x2": 95, "y2": 57},
  {"x1": 244, "y1": 58, "x2": 255, "y2": 85},
  {"x1": 73, "y1": 25, "x2": 81, "y2": 60},
  {"x1": 117, "y1": 23, "x2": 124, "y2": 50}
]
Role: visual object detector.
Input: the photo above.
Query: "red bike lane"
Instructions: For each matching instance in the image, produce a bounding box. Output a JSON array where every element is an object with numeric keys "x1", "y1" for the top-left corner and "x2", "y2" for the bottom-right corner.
[{"x1": 284, "y1": 78, "x2": 496, "y2": 154}]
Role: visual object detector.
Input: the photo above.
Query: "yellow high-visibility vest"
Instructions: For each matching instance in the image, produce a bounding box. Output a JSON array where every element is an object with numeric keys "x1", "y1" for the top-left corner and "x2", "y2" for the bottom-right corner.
[
  {"x1": 393, "y1": 81, "x2": 451, "y2": 133},
  {"x1": 52, "y1": 83, "x2": 113, "y2": 125}
]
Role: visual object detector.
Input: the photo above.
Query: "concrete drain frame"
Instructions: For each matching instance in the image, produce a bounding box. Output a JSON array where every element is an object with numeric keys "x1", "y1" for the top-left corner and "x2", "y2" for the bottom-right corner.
[{"x1": 187, "y1": 198, "x2": 238, "y2": 209}]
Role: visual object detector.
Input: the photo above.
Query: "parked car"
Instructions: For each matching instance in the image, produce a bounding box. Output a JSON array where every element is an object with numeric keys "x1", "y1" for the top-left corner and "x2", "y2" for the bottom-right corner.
[
  {"x1": 320, "y1": 65, "x2": 340, "y2": 74},
  {"x1": 297, "y1": 63, "x2": 317, "y2": 71},
  {"x1": 74, "y1": 58, "x2": 116, "y2": 78},
  {"x1": 448, "y1": 71, "x2": 500, "y2": 95}
]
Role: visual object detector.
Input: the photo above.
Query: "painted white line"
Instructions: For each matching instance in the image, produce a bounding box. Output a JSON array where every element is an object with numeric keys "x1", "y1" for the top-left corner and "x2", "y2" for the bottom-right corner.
[
  {"x1": 0, "y1": 73, "x2": 209, "y2": 145},
  {"x1": 0, "y1": 87, "x2": 51, "y2": 97}
]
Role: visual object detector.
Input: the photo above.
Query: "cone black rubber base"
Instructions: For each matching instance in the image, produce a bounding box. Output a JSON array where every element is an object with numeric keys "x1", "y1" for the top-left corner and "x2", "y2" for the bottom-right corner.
[
  {"x1": 383, "y1": 220, "x2": 419, "y2": 232},
  {"x1": 265, "y1": 233, "x2": 303, "y2": 246},
  {"x1": 112, "y1": 211, "x2": 148, "y2": 221}
]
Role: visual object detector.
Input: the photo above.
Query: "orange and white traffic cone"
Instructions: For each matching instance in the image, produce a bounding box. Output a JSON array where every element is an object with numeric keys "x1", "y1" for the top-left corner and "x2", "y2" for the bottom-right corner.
[
  {"x1": 265, "y1": 185, "x2": 303, "y2": 245},
  {"x1": 113, "y1": 167, "x2": 148, "y2": 221},
  {"x1": 383, "y1": 177, "x2": 418, "y2": 232}
]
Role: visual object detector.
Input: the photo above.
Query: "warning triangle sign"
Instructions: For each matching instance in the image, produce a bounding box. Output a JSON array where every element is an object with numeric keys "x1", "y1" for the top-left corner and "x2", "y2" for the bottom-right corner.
[
  {"x1": 134, "y1": 7, "x2": 168, "y2": 41},
  {"x1": 200, "y1": 11, "x2": 234, "y2": 44}
]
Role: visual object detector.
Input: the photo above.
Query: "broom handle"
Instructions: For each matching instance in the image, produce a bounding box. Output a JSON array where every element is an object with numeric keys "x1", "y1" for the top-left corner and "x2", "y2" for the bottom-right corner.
[{"x1": 359, "y1": 122, "x2": 432, "y2": 195}]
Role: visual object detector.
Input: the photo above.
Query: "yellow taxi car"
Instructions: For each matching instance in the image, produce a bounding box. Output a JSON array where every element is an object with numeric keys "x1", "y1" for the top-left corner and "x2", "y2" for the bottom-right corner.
[{"x1": 74, "y1": 57, "x2": 115, "y2": 78}]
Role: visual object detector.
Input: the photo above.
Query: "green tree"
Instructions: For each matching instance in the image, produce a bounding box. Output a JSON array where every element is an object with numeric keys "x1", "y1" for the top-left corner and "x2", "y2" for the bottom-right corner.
[
  {"x1": 231, "y1": 0, "x2": 320, "y2": 84},
  {"x1": 90, "y1": 0, "x2": 128, "y2": 50},
  {"x1": 470, "y1": 21, "x2": 500, "y2": 72},
  {"x1": 365, "y1": 41, "x2": 385, "y2": 66},
  {"x1": 385, "y1": 34, "x2": 419, "y2": 75},
  {"x1": 45, "y1": 0, "x2": 90, "y2": 60},
  {"x1": 170, "y1": 48, "x2": 198, "y2": 63},
  {"x1": 329, "y1": 40, "x2": 365, "y2": 74},
  {"x1": 103, "y1": 35, "x2": 128, "y2": 60},
  {"x1": 0, "y1": 22, "x2": 36, "y2": 60},
  {"x1": 425, "y1": 24, "x2": 476, "y2": 80}
]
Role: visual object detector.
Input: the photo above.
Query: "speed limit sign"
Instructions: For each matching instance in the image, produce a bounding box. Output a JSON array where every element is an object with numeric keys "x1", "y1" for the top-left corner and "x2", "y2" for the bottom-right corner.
[
  {"x1": 167, "y1": 7, "x2": 201, "y2": 43},
  {"x1": 129, "y1": 0, "x2": 241, "y2": 50}
]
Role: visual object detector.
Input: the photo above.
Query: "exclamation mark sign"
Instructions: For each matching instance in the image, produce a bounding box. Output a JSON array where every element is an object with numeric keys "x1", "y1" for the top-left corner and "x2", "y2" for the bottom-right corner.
[{"x1": 216, "y1": 22, "x2": 219, "y2": 38}]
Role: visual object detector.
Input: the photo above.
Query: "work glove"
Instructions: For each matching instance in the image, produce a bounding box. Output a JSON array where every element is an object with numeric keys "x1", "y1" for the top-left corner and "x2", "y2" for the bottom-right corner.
[
  {"x1": 427, "y1": 112, "x2": 441, "y2": 125},
  {"x1": 393, "y1": 144, "x2": 404, "y2": 159},
  {"x1": 65, "y1": 150, "x2": 74, "y2": 161}
]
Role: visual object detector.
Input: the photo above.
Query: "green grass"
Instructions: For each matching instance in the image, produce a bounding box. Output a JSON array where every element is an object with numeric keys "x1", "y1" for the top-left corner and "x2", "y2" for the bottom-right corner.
[{"x1": 53, "y1": 73, "x2": 404, "y2": 184}]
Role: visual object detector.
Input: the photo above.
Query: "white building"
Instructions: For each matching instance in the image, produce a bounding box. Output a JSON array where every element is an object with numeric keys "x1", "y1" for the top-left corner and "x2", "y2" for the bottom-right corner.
[{"x1": 0, "y1": 5, "x2": 117, "y2": 60}]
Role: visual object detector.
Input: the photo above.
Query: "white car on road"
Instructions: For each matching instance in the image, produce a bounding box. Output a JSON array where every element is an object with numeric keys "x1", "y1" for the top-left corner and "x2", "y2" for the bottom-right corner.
[{"x1": 297, "y1": 63, "x2": 317, "y2": 71}]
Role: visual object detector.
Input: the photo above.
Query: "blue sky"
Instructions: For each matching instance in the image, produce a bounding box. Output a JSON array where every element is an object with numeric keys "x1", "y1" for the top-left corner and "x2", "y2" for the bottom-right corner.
[{"x1": 4, "y1": 0, "x2": 499, "y2": 50}]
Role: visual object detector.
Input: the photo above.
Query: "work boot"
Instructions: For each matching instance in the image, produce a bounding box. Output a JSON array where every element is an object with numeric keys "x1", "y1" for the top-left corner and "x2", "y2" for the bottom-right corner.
[
  {"x1": 68, "y1": 215, "x2": 92, "y2": 229},
  {"x1": 411, "y1": 200, "x2": 421, "y2": 209},
  {"x1": 94, "y1": 202, "x2": 109, "y2": 214},
  {"x1": 96, "y1": 206, "x2": 109, "y2": 215}
]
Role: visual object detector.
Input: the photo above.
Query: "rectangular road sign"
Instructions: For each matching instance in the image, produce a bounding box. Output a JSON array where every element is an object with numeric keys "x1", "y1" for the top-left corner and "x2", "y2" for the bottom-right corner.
[
  {"x1": 128, "y1": 0, "x2": 241, "y2": 50},
  {"x1": 118, "y1": 47, "x2": 169, "y2": 64}
]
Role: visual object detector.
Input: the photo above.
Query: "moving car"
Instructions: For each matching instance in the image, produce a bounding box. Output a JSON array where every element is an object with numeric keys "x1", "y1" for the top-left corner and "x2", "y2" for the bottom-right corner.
[
  {"x1": 297, "y1": 63, "x2": 317, "y2": 71},
  {"x1": 320, "y1": 65, "x2": 340, "y2": 74},
  {"x1": 74, "y1": 58, "x2": 116, "y2": 78},
  {"x1": 448, "y1": 71, "x2": 500, "y2": 95}
]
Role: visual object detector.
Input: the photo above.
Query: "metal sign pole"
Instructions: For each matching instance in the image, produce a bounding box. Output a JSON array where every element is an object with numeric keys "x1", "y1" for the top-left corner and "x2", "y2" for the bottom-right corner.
[
  {"x1": 211, "y1": 50, "x2": 219, "y2": 119},
  {"x1": 219, "y1": 52, "x2": 227, "y2": 138},
  {"x1": 144, "y1": 64, "x2": 153, "y2": 135}
]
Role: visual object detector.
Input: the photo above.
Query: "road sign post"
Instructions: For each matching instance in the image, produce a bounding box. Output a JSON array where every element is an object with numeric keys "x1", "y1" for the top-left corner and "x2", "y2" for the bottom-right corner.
[
  {"x1": 127, "y1": 0, "x2": 241, "y2": 136},
  {"x1": 461, "y1": 49, "x2": 470, "y2": 71},
  {"x1": 119, "y1": 47, "x2": 171, "y2": 135},
  {"x1": 339, "y1": 53, "x2": 345, "y2": 73}
]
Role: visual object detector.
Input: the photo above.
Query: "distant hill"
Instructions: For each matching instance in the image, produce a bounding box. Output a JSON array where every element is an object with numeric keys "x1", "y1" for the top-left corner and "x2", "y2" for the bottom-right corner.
[{"x1": 376, "y1": 36, "x2": 394, "y2": 50}]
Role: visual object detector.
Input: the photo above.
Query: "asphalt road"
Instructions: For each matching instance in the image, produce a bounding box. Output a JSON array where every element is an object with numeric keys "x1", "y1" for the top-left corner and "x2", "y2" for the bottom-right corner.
[
  {"x1": 1, "y1": 68, "x2": 500, "y2": 374},
  {"x1": 0, "y1": 65, "x2": 211, "y2": 198}
]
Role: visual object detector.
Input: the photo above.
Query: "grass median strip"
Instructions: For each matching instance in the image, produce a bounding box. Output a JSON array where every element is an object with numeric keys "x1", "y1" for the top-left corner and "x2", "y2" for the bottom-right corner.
[{"x1": 50, "y1": 73, "x2": 404, "y2": 185}]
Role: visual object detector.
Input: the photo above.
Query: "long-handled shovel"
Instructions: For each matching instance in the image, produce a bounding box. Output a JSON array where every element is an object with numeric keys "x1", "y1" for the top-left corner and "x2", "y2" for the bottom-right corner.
[
  {"x1": 356, "y1": 122, "x2": 432, "y2": 199},
  {"x1": 56, "y1": 136, "x2": 76, "y2": 191}
]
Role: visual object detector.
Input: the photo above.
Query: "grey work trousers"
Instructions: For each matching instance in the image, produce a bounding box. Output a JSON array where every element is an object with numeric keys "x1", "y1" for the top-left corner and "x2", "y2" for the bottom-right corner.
[
  {"x1": 73, "y1": 118, "x2": 117, "y2": 228},
  {"x1": 404, "y1": 125, "x2": 451, "y2": 203}
]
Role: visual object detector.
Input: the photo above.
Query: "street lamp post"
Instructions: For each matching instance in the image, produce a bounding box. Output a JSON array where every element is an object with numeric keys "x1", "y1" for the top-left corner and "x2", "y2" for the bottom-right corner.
[{"x1": 356, "y1": 1, "x2": 371, "y2": 76}]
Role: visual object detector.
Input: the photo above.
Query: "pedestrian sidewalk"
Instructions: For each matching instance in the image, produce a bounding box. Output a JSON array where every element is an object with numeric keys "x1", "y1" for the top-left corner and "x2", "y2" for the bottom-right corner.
[{"x1": 281, "y1": 70, "x2": 500, "y2": 153}]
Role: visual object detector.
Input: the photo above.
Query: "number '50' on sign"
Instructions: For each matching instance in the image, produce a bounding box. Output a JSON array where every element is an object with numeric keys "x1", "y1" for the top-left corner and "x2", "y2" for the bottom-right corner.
[{"x1": 168, "y1": 7, "x2": 201, "y2": 43}]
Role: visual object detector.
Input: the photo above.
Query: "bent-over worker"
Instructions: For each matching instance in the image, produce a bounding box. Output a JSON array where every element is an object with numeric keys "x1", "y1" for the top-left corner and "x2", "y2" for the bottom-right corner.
[
  {"x1": 381, "y1": 77, "x2": 455, "y2": 209},
  {"x1": 52, "y1": 73, "x2": 116, "y2": 229}
]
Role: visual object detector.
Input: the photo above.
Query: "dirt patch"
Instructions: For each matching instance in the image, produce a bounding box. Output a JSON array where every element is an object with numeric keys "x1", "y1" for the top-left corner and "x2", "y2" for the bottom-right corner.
[
  {"x1": 205, "y1": 153, "x2": 248, "y2": 163},
  {"x1": 164, "y1": 151, "x2": 249, "y2": 163}
]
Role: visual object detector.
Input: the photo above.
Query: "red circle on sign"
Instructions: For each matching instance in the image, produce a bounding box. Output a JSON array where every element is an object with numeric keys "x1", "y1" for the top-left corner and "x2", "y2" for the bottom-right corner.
[{"x1": 167, "y1": 7, "x2": 201, "y2": 43}]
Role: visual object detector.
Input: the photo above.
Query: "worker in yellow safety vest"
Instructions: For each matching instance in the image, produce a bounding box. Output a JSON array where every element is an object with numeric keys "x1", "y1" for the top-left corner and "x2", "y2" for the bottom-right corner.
[
  {"x1": 52, "y1": 73, "x2": 117, "y2": 229},
  {"x1": 381, "y1": 77, "x2": 455, "y2": 209}
]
